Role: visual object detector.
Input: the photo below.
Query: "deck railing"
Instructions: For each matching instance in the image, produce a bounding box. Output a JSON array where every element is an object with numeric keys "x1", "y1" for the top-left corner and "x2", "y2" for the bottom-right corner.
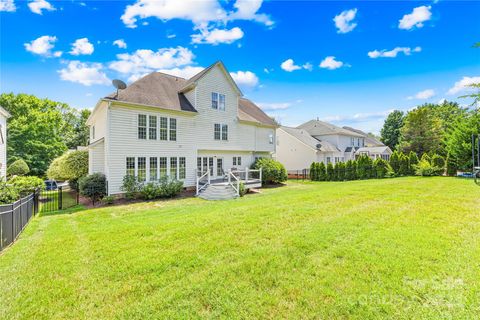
[
  {"x1": 196, "y1": 170, "x2": 210, "y2": 195},
  {"x1": 227, "y1": 170, "x2": 240, "y2": 196},
  {"x1": 231, "y1": 168, "x2": 262, "y2": 183}
]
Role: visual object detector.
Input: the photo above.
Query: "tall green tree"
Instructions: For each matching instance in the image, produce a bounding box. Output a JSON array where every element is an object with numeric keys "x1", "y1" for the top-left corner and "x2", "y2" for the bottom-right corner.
[
  {"x1": 380, "y1": 110, "x2": 404, "y2": 150},
  {"x1": 398, "y1": 106, "x2": 443, "y2": 155},
  {"x1": 445, "y1": 110, "x2": 480, "y2": 170}
]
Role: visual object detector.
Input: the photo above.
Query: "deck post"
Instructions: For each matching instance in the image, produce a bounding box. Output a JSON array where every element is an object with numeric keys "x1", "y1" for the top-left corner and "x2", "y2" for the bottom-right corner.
[
  {"x1": 228, "y1": 169, "x2": 231, "y2": 184},
  {"x1": 259, "y1": 168, "x2": 262, "y2": 185},
  {"x1": 245, "y1": 167, "x2": 249, "y2": 183},
  {"x1": 208, "y1": 171, "x2": 211, "y2": 184}
]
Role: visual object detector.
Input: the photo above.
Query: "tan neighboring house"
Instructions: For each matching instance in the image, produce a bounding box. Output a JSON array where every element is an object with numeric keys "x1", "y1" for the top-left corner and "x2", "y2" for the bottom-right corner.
[
  {"x1": 275, "y1": 119, "x2": 392, "y2": 171},
  {"x1": 86, "y1": 61, "x2": 277, "y2": 199},
  {"x1": 0, "y1": 106, "x2": 11, "y2": 179}
]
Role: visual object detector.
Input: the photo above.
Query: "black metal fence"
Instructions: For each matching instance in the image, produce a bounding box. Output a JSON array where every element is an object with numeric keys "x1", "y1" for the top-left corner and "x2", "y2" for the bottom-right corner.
[
  {"x1": 39, "y1": 185, "x2": 79, "y2": 213},
  {"x1": 287, "y1": 169, "x2": 310, "y2": 181},
  {"x1": 0, "y1": 192, "x2": 37, "y2": 251}
]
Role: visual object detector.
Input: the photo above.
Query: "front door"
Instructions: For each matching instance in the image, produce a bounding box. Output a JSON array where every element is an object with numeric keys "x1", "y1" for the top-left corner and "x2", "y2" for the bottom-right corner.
[{"x1": 197, "y1": 156, "x2": 224, "y2": 179}]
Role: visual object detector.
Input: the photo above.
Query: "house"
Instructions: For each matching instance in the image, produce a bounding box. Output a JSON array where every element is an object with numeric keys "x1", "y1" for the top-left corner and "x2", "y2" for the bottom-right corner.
[
  {"x1": 86, "y1": 61, "x2": 277, "y2": 199},
  {"x1": 0, "y1": 106, "x2": 11, "y2": 179},
  {"x1": 275, "y1": 119, "x2": 392, "y2": 171}
]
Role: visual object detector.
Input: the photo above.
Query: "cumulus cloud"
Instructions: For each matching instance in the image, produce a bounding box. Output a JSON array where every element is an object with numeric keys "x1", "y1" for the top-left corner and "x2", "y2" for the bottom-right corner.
[
  {"x1": 28, "y1": 0, "x2": 55, "y2": 15},
  {"x1": 228, "y1": 0, "x2": 274, "y2": 26},
  {"x1": 322, "y1": 110, "x2": 393, "y2": 123},
  {"x1": 399, "y1": 5, "x2": 432, "y2": 30},
  {"x1": 0, "y1": 0, "x2": 16, "y2": 12},
  {"x1": 319, "y1": 56, "x2": 346, "y2": 70},
  {"x1": 280, "y1": 59, "x2": 301, "y2": 72},
  {"x1": 70, "y1": 38, "x2": 94, "y2": 55},
  {"x1": 113, "y1": 39, "x2": 127, "y2": 49},
  {"x1": 191, "y1": 27, "x2": 244, "y2": 45},
  {"x1": 58, "y1": 61, "x2": 110, "y2": 86},
  {"x1": 257, "y1": 102, "x2": 291, "y2": 111},
  {"x1": 333, "y1": 8, "x2": 358, "y2": 33},
  {"x1": 24, "y1": 35, "x2": 62, "y2": 57},
  {"x1": 368, "y1": 46, "x2": 421, "y2": 58},
  {"x1": 230, "y1": 70, "x2": 259, "y2": 88},
  {"x1": 109, "y1": 46, "x2": 194, "y2": 76},
  {"x1": 407, "y1": 89, "x2": 436, "y2": 100},
  {"x1": 447, "y1": 76, "x2": 480, "y2": 95}
]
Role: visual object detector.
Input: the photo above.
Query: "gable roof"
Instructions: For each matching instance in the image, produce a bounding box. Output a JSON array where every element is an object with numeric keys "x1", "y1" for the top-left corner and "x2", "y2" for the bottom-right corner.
[
  {"x1": 342, "y1": 126, "x2": 383, "y2": 146},
  {"x1": 179, "y1": 61, "x2": 242, "y2": 95},
  {"x1": 0, "y1": 106, "x2": 11, "y2": 118},
  {"x1": 297, "y1": 119, "x2": 364, "y2": 137},
  {"x1": 102, "y1": 63, "x2": 274, "y2": 126},
  {"x1": 357, "y1": 146, "x2": 392, "y2": 154},
  {"x1": 281, "y1": 126, "x2": 340, "y2": 152}
]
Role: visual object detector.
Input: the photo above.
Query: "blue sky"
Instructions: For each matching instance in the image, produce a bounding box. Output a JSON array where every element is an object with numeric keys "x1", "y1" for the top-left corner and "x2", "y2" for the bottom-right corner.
[{"x1": 1, "y1": 0, "x2": 479, "y2": 133}]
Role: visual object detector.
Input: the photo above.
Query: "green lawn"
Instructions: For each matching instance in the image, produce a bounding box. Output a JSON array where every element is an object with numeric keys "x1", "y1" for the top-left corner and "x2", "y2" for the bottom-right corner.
[
  {"x1": 1, "y1": 177, "x2": 479, "y2": 319},
  {"x1": 39, "y1": 189, "x2": 77, "y2": 213}
]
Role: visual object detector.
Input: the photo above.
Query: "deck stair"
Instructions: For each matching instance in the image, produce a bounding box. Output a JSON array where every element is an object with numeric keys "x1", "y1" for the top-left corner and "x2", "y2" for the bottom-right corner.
[{"x1": 198, "y1": 183, "x2": 238, "y2": 200}]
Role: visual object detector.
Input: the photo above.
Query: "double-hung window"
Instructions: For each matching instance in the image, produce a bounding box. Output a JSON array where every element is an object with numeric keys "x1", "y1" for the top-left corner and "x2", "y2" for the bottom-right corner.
[
  {"x1": 170, "y1": 157, "x2": 178, "y2": 179},
  {"x1": 214, "y1": 124, "x2": 221, "y2": 140},
  {"x1": 126, "y1": 157, "x2": 135, "y2": 176},
  {"x1": 149, "y1": 157, "x2": 158, "y2": 181},
  {"x1": 211, "y1": 92, "x2": 218, "y2": 109},
  {"x1": 219, "y1": 94, "x2": 225, "y2": 111},
  {"x1": 221, "y1": 124, "x2": 228, "y2": 141},
  {"x1": 233, "y1": 157, "x2": 242, "y2": 166},
  {"x1": 169, "y1": 118, "x2": 177, "y2": 141},
  {"x1": 179, "y1": 157, "x2": 186, "y2": 179},
  {"x1": 159, "y1": 117, "x2": 168, "y2": 140},
  {"x1": 137, "y1": 157, "x2": 146, "y2": 181},
  {"x1": 149, "y1": 116, "x2": 157, "y2": 140},
  {"x1": 159, "y1": 157, "x2": 167, "y2": 178},
  {"x1": 138, "y1": 115, "x2": 147, "y2": 139}
]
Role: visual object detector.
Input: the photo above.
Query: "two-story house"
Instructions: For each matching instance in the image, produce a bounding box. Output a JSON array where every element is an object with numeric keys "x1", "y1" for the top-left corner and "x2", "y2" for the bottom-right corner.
[
  {"x1": 0, "y1": 106, "x2": 10, "y2": 180},
  {"x1": 275, "y1": 119, "x2": 392, "y2": 171},
  {"x1": 86, "y1": 61, "x2": 277, "y2": 197}
]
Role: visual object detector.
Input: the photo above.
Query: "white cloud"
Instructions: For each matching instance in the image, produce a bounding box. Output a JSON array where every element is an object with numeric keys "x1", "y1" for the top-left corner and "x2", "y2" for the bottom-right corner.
[
  {"x1": 58, "y1": 61, "x2": 110, "y2": 86},
  {"x1": 302, "y1": 62, "x2": 313, "y2": 71},
  {"x1": 113, "y1": 39, "x2": 127, "y2": 49},
  {"x1": 70, "y1": 38, "x2": 94, "y2": 55},
  {"x1": 368, "y1": 46, "x2": 421, "y2": 58},
  {"x1": 438, "y1": 98, "x2": 446, "y2": 104},
  {"x1": 319, "y1": 56, "x2": 345, "y2": 70},
  {"x1": 0, "y1": 0, "x2": 16, "y2": 12},
  {"x1": 407, "y1": 89, "x2": 436, "y2": 100},
  {"x1": 167, "y1": 33, "x2": 176, "y2": 39},
  {"x1": 257, "y1": 102, "x2": 291, "y2": 111},
  {"x1": 24, "y1": 35, "x2": 62, "y2": 57},
  {"x1": 28, "y1": 0, "x2": 55, "y2": 15},
  {"x1": 333, "y1": 8, "x2": 357, "y2": 33},
  {"x1": 281, "y1": 59, "x2": 301, "y2": 72},
  {"x1": 447, "y1": 76, "x2": 480, "y2": 95},
  {"x1": 191, "y1": 27, "x2": 244, "y2": 45},
  {"x1": 121, "y1": 0, "x2": 273, "y2": 28},
  {"x1": 399, "y1": 5, "x2": 432, "y2": 30},
  {"x1": 322, "y1": 110, "x2": 393, "y2": 123},
  {"x1": 109, "y1": 46, "x2": 194, "y2": 75},
  {"x1": 230, "y1": 70, "x2": 259, "y2": 88}
]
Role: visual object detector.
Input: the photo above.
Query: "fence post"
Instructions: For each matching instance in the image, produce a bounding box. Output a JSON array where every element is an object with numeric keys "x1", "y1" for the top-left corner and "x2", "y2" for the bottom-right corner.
[
  {"x1": 58, "y1": 186, "x2": 63, "y2": 211},
  {"x1": 11, "y1": 203, "x2": 14, "y2": 245}
]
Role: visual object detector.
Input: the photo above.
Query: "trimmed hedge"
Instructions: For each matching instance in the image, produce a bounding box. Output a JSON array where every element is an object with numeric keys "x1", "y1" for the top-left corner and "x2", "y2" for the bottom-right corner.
[{"x1": 252, "y1": 158, "x2": 287, "y2": 184}]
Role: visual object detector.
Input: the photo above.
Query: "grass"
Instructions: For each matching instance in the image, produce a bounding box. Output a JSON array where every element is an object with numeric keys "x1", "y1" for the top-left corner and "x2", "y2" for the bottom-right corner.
[
  {"x1": 1, "y1": 177, "x2": 479, "y2": 319},
  {"x1": 39, "y1": 189, "x2": 77, "y2": 213}
]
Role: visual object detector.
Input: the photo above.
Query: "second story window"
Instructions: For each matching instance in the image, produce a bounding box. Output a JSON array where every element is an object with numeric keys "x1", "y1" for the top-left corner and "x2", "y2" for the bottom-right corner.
[
  {"x1": 221, "y1": 124, "x2": 228, "y2": 140},
  {"x1": 138, "y1": 114, "x2": 147, "y2": 139},
  {"x1": 159, "y1": 117, "x2": 168, "y2": 140},
  {"x1": 351, "y1": 137, "x2": 355, "y2": 146},
  {"x1": 214, "y1": 124, "x2": 221, "y2": 140},
  {"x1": 149, "y1": 116, "x2": 157, "y2": 140},
  {"x1": 212, "y1": 92, "x2": 225, "y2": 110},
  {"x1": 212, "y1": 92, "x2": 218, "y2": 109},
  {"x1": 169, "y1": 118, "x2": 177, "y2": 141},
  {"x1": 269, "y1": 134, "x2": 274, "y2": 144},
  {"x1": 91, "y1": 125, "x2": 95, "y2": 141}
]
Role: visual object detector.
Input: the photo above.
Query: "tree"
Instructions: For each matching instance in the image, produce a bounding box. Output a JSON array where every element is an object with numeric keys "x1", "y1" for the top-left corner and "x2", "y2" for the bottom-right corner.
[
  {"x1": 389, "y1": 151, "x2": 401, "y2": 175},
  {"x1": 252, "y1": 158, "x2": 287, "y2": 184},
  {"x1": 398, "y1": 106, "x2": 443, "y2": 155},
  {"x1": 398, "y1": 153, "x2": 410, "y2": 176},
  {"x1": 79, "y1": 173, "x2": 107, "y2": 205},
  {"x1": 408, "y1": 151, "x2": 419, "y2": 175},
  {"x1": 380, "y1": 110, "x2": 404, "y2": 150},
  {"x1": 345, "y1": 160, "x2": 356, "y2": 180},
  {"x1": 374, "y1": 158, "x2": 389, "y2": 178},
  {"x1": 336, "y1": 162, "x2": 345, "y2": 181},
  {"x1": 7, "y1": 159, "x2": 30, "y2": 177},
  {"x1": 318, "y1": 162, "x2": 326, "y2": 181},
  {"x1": 356, "y1": 155, "x2": 373, "y2": 179},
  {"x1": 309, "y1": 162, "x2": 316, "y2": 181},
  {"x1": 47, "y1": 150, "x2": 88, "y2": 190},
  {"x1": 326, "y1": 162, "x2": 334, "y2": 181}
]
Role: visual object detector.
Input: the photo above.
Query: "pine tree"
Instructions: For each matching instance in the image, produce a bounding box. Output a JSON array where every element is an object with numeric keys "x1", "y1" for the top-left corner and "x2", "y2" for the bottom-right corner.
[
  {"x1": 309, "y1": 162, "x2": 316, "y2": 181},
  {"x1": 398, "y1": 153, "x2": 410, "y2": 176},
  {"x1": 408, "y1": 151, "x2": 419, "y2": 175},
  {"x1": 318, "y1": 162, "x2": 326, "y2": 181},
  {"x1": 337, "y1": 162, "x2": 346, "y2": 181},
  {"x1": 326, "y1": 162, "x2": 334, "y2": 181},
  {"x1": 389, "y1": 151, "x2": 401, "y2": 175}
]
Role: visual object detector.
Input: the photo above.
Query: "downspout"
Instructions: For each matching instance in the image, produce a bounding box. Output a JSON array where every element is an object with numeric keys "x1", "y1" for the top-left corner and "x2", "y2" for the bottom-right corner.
[{"x1": 106, "y1": 101, "x2": 111, "y2": 195}]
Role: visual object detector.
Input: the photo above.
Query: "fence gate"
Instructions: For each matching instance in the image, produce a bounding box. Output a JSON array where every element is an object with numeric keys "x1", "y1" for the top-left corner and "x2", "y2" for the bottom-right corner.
[{"x1": 39, "y1": 185, "x2": 79, "y2": 213}]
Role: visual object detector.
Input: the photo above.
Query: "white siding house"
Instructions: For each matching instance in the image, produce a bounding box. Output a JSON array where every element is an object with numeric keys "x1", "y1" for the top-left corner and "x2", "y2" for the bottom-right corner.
[
  {"x1": 275, "y1": 120, "x2": 392, "y2": 171},
  {"x1": 87, "y1": 62, "x2": 277, "y2": 195},
  {"x1": 0, "y1": 107, "x2": 11, "y2": 179}
]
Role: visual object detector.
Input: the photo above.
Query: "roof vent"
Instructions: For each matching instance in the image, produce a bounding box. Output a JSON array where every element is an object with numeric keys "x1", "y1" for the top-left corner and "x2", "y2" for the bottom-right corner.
[{"x1": 316, "y1": 143, "x2": 322, "y2": 149}]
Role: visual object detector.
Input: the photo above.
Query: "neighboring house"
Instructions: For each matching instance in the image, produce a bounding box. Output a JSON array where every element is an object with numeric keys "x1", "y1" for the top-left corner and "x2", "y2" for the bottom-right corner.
[
  {"x1": 275, "y1": 119, "x2": 392, "y2": 171},
  {"x1": 87, "y1": 61, "x2": 277, "y2": 196},
  {"x1": 0, "y1": 106, "x2": 11, "y2": 179}
]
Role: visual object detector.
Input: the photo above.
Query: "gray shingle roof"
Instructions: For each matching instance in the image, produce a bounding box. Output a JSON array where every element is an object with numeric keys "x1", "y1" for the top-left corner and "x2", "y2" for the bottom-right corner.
[
  {"x1": 342, "y1": 126, "x2": 384, "y2": 146},
  {"x1": 280, "y1": 126, "x2": 340, "y2": 152},
  {"x1": 298, "y1": 120, "x2": 365, "y2": 137},
  {"x1": 357, "y1": 146, "x2": 391, "y2": 154}
]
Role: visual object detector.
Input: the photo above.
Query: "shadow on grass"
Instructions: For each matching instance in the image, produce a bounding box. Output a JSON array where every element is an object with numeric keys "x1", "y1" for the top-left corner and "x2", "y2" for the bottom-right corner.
[{"x1": 38, "y1": 205, "x2": 86, "y2": 217}]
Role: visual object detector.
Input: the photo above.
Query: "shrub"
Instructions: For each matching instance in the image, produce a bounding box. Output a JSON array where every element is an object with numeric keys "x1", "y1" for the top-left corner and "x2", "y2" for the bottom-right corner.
[
  {"x1": 356, "y1": 155, "x2": 373, "y2": 179},
  {"x1": 0, "y1": 180, "x2": 19, "y2": 204},
  {"x1": 79, "y1": 173, "x2": 107, "y2": 205},
  {"x1": 336, "y1": 162, "x2": 346, "y2": 181},
  {"x1": 47, "y1": 150, "x2": 88, "y2": 191},
  {"x1": 326, "y1": 162, "x2": 334, "y2": 181},
  {"x1": 7, "y1": 159, "x2": 30, "y2": 177},
  {"x1": 309, "y1": 162, "x2": 316, "y2": 181},
  {"x1": 421, "y1": 153, "x2": 431, "y2": 163},
  {"x1": 374, "y1": 158, "x2": 389, "y2": 178},
  {"x1": 414, "y1": 159, "x2": 443, "y2": 176},
  {"x1": 140, "y1": 182, "x2": 159, "y2": 200},
  {"x1": 239, "y1": 182, "x2": 247, "y2": 197},
  {"x1": 9, "y1": 176, "x2": 44, "y2": 196},
  {"x1": 156, "y1": 177, "x2": 183, "y2": 198},
  {"x1": 318, "y1": 162, "x2": 326, "y2": 181},
  {"x1": 408, "y1": 151, "x2": 419, "y2": 175},
  {"x1": 102, "y1": 195, "x2": 115, "y2": 205},
  {"x1": 398, "y1": 153, "x2": 410, "y2": 176},
  {"x1": 445, "y1": 154, "x2": 457, "y2": 176},
  {"x1": 389, "y1": 151, "x2": 400, "y2": 175},
  {"x1": 431, "y1": 154, "x2": 445, "y2": 170},
  {"x1": 345, "y1": 160, "x2": 357, "y2": 180},
  {"x1": 252, "y1": 158, "x2": 287, "y2": 184},
  {"x1": 121, "y1": 175, "x2": 141, "y2": 200}
]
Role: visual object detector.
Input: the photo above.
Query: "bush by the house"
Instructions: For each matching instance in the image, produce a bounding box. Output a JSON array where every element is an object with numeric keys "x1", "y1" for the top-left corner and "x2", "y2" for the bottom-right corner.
[
  {"x1": 79, "y1": 173, "x2": 107, "y2": 205},
  {"x1": 414, "y1": 159, "x2": 444, "y2": 176},
  {"x1": 47, "y1": 150, "x2": 88, "y2": 191},
  {"x1": 336, "y1": 162, "x2": 346, "y2": 181},
  {"x1": 356, "y1": 155, "x2": 373, "y2": 179},
  {"x1": 252, "y1": 158, "x2": 287, "y2": 184},
  {"x1": 137, "y1": 176, "x2": 184, "y2": 200},
  {"x1": 9, "y1": 176, "x2": 44, "y2": 196},
  {"x1": 325, "y1": 162, "x2": 333, "y2": 181},
  {"x1": 121, "y1": 175, "x2": 142, "y2": 200},
  {"x1": 0, "y1": 180, "x2": 20, "y2": 205},
  {"x1": 7, "y1": 159, "x2": 30, "y2": 177},
  {"x1": 374, "y1": 158, "x2": 390, "y2": 178},
  {"x1": 102, "y1": 195, "x2": 115, "y2": 205},
  {"x1": 140, "y1": 182, "x2": 159, "y2": 200},
  {"x1": 239, "y1": 182, "x2": 246, "y2": 197}
]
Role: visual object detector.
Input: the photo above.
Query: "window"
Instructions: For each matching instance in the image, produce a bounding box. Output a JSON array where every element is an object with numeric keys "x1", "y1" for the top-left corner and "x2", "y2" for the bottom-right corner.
[
  {"x1": 326, "y1": 157, "x2": 331, "y2": 164},
  {"x1": 170, "y1": 157, "x2": 178, "y2": 179},
  {"x1": 211, "y1": 92, "x2": 218, "y2": 109},
  {"x1": 219, "y1": 94, "x2": 225, "y2": 111},
  {"x1": 137, "y1": 157, "x2": 146, "y2": 181},
  {"x1": 138, "y1": 115, "x2": 147, "y2": 139},
  {"x1": 351, "y1": 137, "x2": 355, "y2": 146},
  {"x1": 149, "y1": 116, "x2": 157, "y2": 140},
  {"x1": 209, "y1": 157, "x2": 213, "y2": 175},
  {"x1": 221, "y1": 124, "x2": 228, "y2": 141},
  {"x1": 197, "y1": 157, "x2": 202, "y2": 174},
  {"x1": 269, "y1": 134, "x2": 274, "y2": 144},
  {"x1": 179, "y1": 157, "x2": 186, "y2": 179},
  {"x1": 381, "y1": 154, "x2": 390, "y2": 161},
  {"x1": 159, "y1": 117, "x2": 168, "y2": 140},
  {"x1": 159, "y1": 157, "x2": 167, "y2": 178},
  {"x1": 357, "y1": 138, "x2": 360, "y2": 147},
  {"x1": 126, "y1": 157, "x2": 135, "y2": 176},
  {"x1": 214, "y1": 124, "x2": 221, "y2": 140},
  {"x1": 217, "y1": 158, "x2": 223, "y2": 176},
  {"x1": 335, "y1": 157, "x2": 340, "y2": 163},
  {"x1": 149, "y1": 157, "x2": 158, "y2": 181},
  {"x1": 202, "y1": 157, "x2": 208, "y2": 174},
  {"x1": 169, "y1": 118, "x2": 177, "y2": 141},
  {"x1": 233, "y1": 157, "x2": 242, "y2": 166}
]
